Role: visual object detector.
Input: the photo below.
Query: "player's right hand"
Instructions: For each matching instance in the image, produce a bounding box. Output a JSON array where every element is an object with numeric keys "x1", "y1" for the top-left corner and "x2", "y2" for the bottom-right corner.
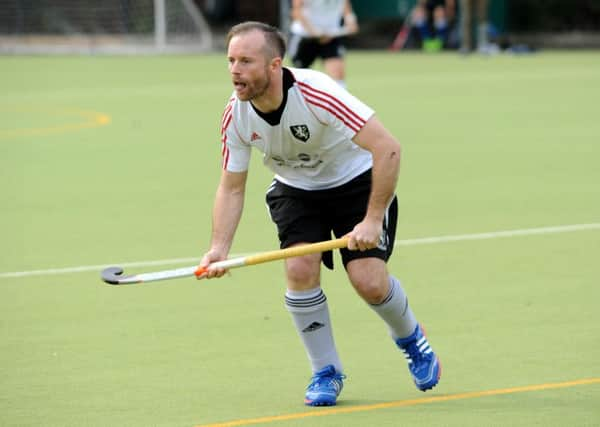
[{"x1": 197, "y1": 249, "x2": 228, "y2": 279}]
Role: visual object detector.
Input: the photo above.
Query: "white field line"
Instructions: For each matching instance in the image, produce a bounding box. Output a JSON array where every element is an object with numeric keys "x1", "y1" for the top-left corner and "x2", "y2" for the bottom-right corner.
[
  {"x1": 395, "y1": 223, "x2": 600, "y2": 246},
  {"x1": 1, "y1": 222, "x2": 599, "y2": 280}
]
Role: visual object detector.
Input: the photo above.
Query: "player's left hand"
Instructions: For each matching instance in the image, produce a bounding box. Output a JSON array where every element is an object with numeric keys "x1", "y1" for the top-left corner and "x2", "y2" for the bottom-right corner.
[{"x1": 347, "y1": 219, "x2": 382, "y2": 251}]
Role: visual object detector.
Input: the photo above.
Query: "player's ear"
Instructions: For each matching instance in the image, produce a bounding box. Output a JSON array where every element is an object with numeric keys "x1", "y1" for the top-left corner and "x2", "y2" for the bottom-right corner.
[{"x1": 270, "y1": 56, "x2": 282, "y2": 70}]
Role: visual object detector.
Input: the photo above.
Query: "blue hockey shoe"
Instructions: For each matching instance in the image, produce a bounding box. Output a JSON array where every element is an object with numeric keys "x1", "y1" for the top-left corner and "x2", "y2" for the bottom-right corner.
[
  {"x1": 396, "y1": 324, "x2": 441, "y2": 391},
  {"x1": 304, "y1": 365, "x2": 345, "y2": 406}
]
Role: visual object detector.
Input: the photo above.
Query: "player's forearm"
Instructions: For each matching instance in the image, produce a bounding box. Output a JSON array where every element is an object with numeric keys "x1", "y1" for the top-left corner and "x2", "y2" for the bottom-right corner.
[
  {"x1": 209, "y1": 184, "x2": 245, "y2": 256},
  {"x1": 366, "y1": 141, "x2": 401, "y2": 222},
  {"x1": 351, "y1": 116, "x2": 401, "y2": 222}
]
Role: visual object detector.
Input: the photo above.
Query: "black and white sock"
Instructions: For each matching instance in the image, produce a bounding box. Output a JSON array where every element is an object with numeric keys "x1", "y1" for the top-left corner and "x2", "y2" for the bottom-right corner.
[
  {"x1": 285, "y1": 287, "x2": 343, "y2": 374},
  {"x1": 370, "y1": 276, "x2": 418, "y2": 340}
]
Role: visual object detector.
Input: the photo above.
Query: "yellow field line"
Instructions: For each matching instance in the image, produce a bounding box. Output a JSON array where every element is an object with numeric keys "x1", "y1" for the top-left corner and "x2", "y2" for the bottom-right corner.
[
  {"x1": 195, "y1": 377, "x2": 600, "y2": 427},
  {"x1": 0, "y1": 108, "x2": 110, "y2": 138}
]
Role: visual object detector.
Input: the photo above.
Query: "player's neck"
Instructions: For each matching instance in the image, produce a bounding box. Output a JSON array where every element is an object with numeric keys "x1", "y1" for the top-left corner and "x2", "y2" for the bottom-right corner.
[{"x1": 250, "y1": 69, "x2": 283, "y2": 113}]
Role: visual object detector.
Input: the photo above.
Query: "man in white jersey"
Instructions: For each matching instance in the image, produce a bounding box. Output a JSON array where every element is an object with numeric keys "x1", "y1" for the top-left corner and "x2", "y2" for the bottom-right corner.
[
  {"x1": 288, "y1": 0, "x2": 358, "y2": 87},
  {"x1": 199, "y1": 21, "x2": 440, "y2": 407}
]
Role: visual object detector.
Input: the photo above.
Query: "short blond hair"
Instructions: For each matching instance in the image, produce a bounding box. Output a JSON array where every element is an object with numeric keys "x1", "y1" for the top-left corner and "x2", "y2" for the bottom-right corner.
[{"x1": 226, "y1": 21, "x2": 286, "y2": 60}]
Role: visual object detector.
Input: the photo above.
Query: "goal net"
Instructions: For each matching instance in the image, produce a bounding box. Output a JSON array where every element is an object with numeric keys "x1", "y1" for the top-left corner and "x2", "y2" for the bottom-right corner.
[{"x1": 0, "y1": 0, "x2": 213, "y2": 54}]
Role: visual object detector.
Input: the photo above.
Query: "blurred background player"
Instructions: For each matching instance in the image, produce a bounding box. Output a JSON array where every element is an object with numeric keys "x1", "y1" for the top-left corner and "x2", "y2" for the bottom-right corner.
[
  {"x1": 411, "y1": 0, "x2": 456, "y2": 52},
  {"x1": 288, "y1": 0, "x2": 358, "y2": 88},
  {"x1": 459, "y1": 0, "x2": 497, "y2": 54}
]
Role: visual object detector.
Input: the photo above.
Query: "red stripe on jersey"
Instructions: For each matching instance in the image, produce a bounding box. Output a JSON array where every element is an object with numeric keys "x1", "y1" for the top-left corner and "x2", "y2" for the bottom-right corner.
[
  {"x1": 303, "y1": 94, "x2": 360, "y2": 133},
  {"x1": 221, "y1": 107, "x2": 233, "y2": 134},
  {"x1": 221, "y1": 134, "x2": 227, "y2": 156},
  {"x1": 298, "y1": 82, "x2": 366, "y2": 129},
  {"x1": 298, "y1": 82, "x2": 365, "y2": 124},
  {"x1": 221, "y1": 97, "x2": 234, "y2": 113},
  {"x1": 221, "y1": 109, "x2": 233, "y2": 135},
  {"x1": 220, "y1": 98, "x2": 234, "y2": 131},
  {"x1": 222, "y1": 134, "x2": 230, "y2": 170},
  {"x1": 221, "y1": 106, "x2": 232, "y2": 130},
  {"x1": 300, "y1": 89, "x2": 364, "y2": 131},
  {"x1": 220, "y1": 101, "x2": 234, "y2": 170}
]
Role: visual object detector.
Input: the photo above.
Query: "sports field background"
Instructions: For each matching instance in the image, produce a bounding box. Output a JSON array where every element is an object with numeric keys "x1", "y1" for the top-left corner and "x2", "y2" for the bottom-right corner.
[{"x1": 1, "y1": 52, "x2": 599, "y2": 427}]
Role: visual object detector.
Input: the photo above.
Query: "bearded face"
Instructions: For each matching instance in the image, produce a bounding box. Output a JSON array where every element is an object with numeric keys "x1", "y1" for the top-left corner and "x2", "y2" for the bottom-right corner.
[
  {"x1": 228, "y1": 31, "x2": 274, "y2": 103},
  {"x1": 232, "y1": 63, "x2": 271, "y2": 102}
]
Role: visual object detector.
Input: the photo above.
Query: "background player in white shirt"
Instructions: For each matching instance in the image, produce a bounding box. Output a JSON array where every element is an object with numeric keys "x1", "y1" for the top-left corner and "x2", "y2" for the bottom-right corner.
[
  {"x1": 288, "y1": 0, "x2": 358, "y2": 87},
  {"x1": 199, "y1": 21, "x2": 440, "y2": 407}
]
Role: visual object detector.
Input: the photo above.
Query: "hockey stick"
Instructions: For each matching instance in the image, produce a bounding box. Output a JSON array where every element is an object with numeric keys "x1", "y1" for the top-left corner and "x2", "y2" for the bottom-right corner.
[
  {"x1": 389, "y1": 7, "x2": 414, "y2": 51},
  {"x1": 101, "y1": 237, "x2": 349, "y2": 285}
]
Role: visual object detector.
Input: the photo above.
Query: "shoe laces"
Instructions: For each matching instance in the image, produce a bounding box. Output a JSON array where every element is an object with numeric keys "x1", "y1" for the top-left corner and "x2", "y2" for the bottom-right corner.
[
  {"x1": 401, "y1": 337, "x2": 433, "y2": 367},
  {"x1": 307, "y1": 367, "x2": 345, "y2": 391}
]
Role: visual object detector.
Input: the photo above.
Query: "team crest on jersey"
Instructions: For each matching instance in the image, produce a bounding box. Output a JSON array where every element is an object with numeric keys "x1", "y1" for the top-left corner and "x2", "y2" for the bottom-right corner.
[{"x1": 290, "y1": 124, "x2": 310, "y2": 142}]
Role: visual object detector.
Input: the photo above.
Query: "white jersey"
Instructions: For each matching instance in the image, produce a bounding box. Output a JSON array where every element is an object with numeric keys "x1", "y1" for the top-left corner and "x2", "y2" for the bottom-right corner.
[
  {"x1": 290, "y1": 0, "x2": 346, "y2": 37},
  {"x1": 220, "y1": 67, "x2": 374, "y2": 191}
]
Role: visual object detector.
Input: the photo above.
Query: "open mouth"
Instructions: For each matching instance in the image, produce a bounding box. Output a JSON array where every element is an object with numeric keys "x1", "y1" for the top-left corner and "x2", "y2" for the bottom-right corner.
[{"x1": 233, "y1": 81, "x2": 247, "y2": 91}]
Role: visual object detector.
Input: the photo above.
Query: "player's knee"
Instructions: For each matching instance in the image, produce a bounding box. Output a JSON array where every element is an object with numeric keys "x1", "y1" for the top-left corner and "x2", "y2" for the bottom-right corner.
[
  {"x1": 346, "y1": 258, "x2": 390, "y2": 303},
  {"x1": 348, "y1": 268, "x2": 388, "y2": 304},
  {"x1": 354, "y1": 279, "x2": 387, "y2": 304},
  {"x1": 285, "y1": 254, "x2": 320, "y2": 286}
]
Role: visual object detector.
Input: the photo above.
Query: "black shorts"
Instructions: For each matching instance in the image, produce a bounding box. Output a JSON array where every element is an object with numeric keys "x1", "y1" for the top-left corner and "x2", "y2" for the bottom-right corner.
[
  {"x1": 265, "y1": 169, "x2": 398, "y2": 270},
  {"x1": 288, "y1": 33, "x2": 346, "y2": 69}
]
